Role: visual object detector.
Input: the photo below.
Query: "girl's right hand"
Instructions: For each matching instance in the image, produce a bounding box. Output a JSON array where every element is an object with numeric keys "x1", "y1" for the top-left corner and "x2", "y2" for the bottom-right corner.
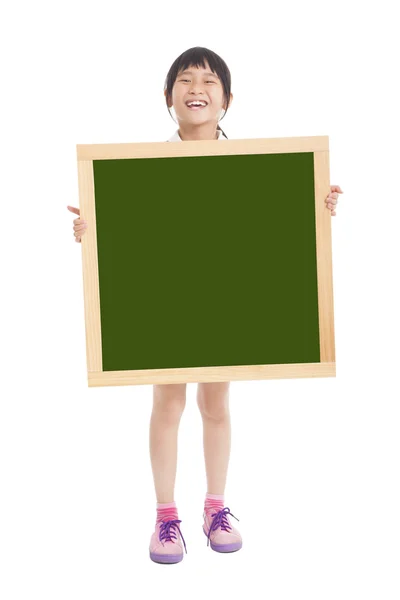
[{"x1": 67, "y1": 205, "x2": 87, "y2": 243}]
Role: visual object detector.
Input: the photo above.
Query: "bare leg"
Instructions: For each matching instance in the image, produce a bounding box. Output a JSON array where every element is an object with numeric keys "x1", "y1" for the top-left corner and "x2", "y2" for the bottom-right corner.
[
  {"x1": 149, "y1": 383, "x2": 187, "y2": 503},
  {"x1": 197, "y1": 382, "x2": 231, "y2": 495}
]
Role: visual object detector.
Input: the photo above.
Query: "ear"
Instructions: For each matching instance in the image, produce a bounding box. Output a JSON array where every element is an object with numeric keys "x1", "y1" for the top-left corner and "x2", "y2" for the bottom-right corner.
[
  {"x1": 164, "y1": 90, "x2": 172, "y2": 108},
  {"x1": 224, "y1": 92, "x2": 233, "y2": 110}
]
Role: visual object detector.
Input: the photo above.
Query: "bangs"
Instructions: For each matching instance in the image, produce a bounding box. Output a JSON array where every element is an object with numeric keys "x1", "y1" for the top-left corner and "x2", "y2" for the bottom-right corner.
[{"x1": 175, "y1": 48, "x2": 221, "y2": 79}]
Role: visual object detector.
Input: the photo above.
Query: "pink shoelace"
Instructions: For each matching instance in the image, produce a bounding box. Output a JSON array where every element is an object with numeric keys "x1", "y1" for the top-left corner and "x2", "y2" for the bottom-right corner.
[
  {"x1": 205, "y1": 506, "x2": 240, "y2": 547},
  {"x1": 158, "y1": 519, "x2": 188, "y2": 554}
]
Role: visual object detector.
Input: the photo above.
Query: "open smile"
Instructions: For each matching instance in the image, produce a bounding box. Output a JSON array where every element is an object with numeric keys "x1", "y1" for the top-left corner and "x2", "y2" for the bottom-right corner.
[{"x1": 185, "y1": 101, "x2": 208, "y2": 111}]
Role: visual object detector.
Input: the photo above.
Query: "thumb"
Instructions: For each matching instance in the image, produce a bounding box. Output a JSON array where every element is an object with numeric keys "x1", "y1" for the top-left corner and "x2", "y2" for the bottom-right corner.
[{"x1": 67, "y1": 205, "x2": 80, "y2": 215}]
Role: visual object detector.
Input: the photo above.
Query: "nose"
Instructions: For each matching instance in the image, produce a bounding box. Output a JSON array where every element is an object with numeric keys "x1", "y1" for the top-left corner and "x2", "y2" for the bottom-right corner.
[{"x1": 188, "y1": 83, "x2": 205, "y2": 95}]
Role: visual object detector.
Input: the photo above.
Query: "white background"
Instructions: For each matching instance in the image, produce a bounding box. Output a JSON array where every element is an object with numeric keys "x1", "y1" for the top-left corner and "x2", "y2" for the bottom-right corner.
[{"x1": 1, "y1": 0, "x2": 399, "y2": 598}]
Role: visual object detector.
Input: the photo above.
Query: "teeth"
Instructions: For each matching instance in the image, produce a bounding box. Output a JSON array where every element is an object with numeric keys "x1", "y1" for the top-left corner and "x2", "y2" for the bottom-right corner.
[{"x1": 187, "y1": 101, "x2": 207, "y2": 106}]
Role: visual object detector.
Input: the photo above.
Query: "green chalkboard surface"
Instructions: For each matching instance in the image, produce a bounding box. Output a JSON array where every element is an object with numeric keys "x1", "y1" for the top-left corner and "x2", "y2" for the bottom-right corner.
[{"x1": 92, "y1": 151, "x2": 319, "y2": 372}]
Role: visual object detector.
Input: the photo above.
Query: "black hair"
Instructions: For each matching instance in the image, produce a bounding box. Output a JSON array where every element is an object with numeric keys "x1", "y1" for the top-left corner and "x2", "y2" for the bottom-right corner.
[{"x1": 164, "y1": 46, "x2": 231, "y2": 139}]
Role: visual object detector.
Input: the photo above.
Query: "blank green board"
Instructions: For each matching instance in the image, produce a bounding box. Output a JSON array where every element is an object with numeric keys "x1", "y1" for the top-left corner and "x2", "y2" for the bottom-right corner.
[{"x1": 92, "y1": 151, "x2": 320, "y2": 372}]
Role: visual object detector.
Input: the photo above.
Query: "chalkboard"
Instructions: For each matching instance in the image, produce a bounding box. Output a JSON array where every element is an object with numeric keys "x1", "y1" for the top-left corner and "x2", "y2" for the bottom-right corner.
[{"x1": 76, "y1": 136, "x2": 335, "y2": 387}]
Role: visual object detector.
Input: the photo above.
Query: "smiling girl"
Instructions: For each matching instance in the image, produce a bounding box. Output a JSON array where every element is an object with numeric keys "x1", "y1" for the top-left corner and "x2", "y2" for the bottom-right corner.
[{"x1": 67, "y1": 46, "x2": 343, "y2": 565}]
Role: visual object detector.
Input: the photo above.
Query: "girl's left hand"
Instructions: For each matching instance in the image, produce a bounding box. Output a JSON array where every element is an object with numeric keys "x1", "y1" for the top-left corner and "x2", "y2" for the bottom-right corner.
[{"x1": 325, "y1": 185, "x2": 343, "y2": 216}]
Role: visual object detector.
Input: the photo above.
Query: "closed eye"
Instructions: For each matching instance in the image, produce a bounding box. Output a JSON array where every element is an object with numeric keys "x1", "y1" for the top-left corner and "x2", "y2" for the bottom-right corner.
[{"x1": 180, "y1": 79, "x2": 215, "y2": 83}]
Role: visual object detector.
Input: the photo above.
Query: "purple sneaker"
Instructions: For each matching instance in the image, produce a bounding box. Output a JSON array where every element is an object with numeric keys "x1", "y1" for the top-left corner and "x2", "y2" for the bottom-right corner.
[
  {"x1": 149, "y1": 518, "x2": 187, "y2": 564},
  {"x1": 203, "y1": 506, "x2": 242, "y2": 552}
]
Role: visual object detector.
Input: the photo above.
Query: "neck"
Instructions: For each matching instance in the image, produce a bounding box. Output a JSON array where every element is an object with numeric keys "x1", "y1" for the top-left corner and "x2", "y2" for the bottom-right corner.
[{"x1": 178, "y1": 122, "x2": 219, "y2": 141}]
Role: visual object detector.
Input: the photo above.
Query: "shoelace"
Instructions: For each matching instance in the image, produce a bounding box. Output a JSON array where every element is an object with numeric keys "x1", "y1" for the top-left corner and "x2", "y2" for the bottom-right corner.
[
  {"x1": 158, "y1": 519, "x2": 188, "y2": 554},
  {"x1": 205, "y1": 506, "x2": 240, "y2": 547}
]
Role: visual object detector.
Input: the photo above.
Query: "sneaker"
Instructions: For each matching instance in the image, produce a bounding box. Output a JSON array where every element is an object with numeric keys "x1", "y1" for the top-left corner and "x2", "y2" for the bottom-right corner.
[
  {"x1": 203, "y1": 506, "x2": 242, "y2": 552},
  {"x1": 149, "y1": 518, "x2": 187, "y2": 564}
]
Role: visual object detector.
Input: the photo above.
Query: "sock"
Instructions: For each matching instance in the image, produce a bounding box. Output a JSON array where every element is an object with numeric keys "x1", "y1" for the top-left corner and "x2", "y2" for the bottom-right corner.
[
  {"x1": 156, "y1": 501, "x2": 179, "y2": 524},
  {"x1": 204, "y1": 492, "x2": 225, "y2": 515}
]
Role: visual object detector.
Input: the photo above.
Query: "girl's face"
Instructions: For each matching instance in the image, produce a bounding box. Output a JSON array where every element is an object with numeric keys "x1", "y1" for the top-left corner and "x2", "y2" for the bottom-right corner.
[{"x1": 166, "y1": 62, "x2": 232, "y2": 129}]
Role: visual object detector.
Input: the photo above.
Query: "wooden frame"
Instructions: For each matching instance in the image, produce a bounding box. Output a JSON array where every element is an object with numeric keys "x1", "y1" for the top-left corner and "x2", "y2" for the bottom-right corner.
[{"x1": 76, "y1": 136, "x2": 335, "y2": 387}]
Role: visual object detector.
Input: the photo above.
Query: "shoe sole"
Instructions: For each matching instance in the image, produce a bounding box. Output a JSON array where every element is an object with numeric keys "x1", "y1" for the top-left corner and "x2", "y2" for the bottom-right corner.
[
  {"x1": 202, "y1": 527, "x2": 242, "y2": 552},
  {"x1": 150, "y1": 551, "x2": 184, "y2": 564}
]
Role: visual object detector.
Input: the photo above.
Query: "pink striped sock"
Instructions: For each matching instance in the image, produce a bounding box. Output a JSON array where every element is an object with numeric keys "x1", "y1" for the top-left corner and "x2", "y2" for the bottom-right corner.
[
  {"x1": 156, "y1": 501, "x2": 179, "y2": 524},
  {"x1": 204, "y1": 492, "x2": 225, "y2": 515}
]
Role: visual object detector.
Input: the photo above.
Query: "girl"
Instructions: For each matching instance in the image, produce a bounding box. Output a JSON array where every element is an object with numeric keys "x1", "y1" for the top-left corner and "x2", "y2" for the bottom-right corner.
[{"x1": 67, "y1": 46, "x2": 343, "y2": 565}]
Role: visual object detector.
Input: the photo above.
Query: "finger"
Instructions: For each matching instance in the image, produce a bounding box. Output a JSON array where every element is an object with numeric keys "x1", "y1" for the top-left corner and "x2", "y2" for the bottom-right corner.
[
  {"x1": 75, "y1": 236, "x2": 81, "y2": 243},
  {"x1": 330, "y1": 185, "x2": 343, "y2": 193},
  {"x1": 73, "y1": 223, "x2": 87, "y2": 231},
  {"x1": 73, "y1": 218, "x2": 87, "y2": 225},
  {"x1": 67, "y1": 206, "x2": 80, "y2": 215}
]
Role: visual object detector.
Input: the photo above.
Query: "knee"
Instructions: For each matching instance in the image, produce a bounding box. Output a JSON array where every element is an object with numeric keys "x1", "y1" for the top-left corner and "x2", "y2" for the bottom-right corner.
[
  {"x1": 153, "y1": 384, "x2": 187, "y2": 423},
  {"x1": 197, "y1": 383, "x2": 230, "y2": 422}
]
